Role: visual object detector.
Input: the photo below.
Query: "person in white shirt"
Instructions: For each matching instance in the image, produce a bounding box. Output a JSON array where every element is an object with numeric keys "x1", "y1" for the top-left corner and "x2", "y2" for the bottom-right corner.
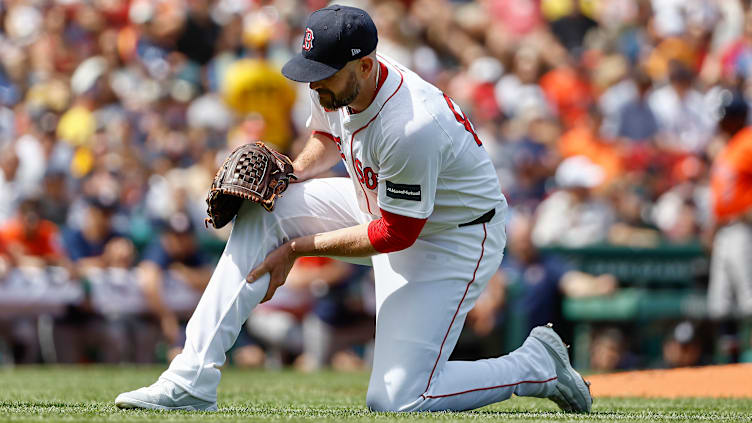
[
  {"x1": 115, "y1": 5, "x2": 591, "y2": 414},
  {"x1": 532, "y1": 156, "x2": 615, "y2": 248},
  {"x1": 648, "y1": 61, "x2": 717, "y2": 153}
]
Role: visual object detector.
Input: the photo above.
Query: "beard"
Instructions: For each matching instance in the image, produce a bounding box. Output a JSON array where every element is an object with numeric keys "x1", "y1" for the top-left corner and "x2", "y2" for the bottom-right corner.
[{"x1": 316, "y1": 71, "x2": 360, "y2": 110}]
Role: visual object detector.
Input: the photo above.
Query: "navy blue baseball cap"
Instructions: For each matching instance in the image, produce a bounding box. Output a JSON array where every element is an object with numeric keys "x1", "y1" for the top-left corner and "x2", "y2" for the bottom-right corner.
[{"x1": 282, "y1": 5, "x2": 378, "y2": 83}]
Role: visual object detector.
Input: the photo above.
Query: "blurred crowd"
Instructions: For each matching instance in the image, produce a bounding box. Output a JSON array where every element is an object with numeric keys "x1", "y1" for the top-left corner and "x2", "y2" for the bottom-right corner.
[{"x1": 1, "y1": 0, "x2": 752, "y2": 369}]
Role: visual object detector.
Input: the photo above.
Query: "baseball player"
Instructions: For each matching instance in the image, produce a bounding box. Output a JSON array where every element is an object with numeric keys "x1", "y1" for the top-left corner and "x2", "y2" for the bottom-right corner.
[
  {"x1": 115, "y1": 5, "x2": 591, "y2": 413},
  {"x1": 708, "y1": 90, "x2": 752, "y2": 319}
]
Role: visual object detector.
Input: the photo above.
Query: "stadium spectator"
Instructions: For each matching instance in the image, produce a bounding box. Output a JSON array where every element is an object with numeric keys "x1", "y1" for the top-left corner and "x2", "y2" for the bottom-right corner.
[
  {"x1": 557, "y1": 106, "x2": 623, "y2": 185},
  {"x1": 532, "y1": 156, "x2": 615, "y2": 248},
  {"x1": 648, "y1": 61, "x2": 717, "y2": 154},
  {"x1": 298, "y1": 260, "x2": 374, "y2": 371},
  {"x1": 62, "y1": 196, "x2": 121, "y2": 268},
  {"x1": 0, "y1": 196, "x2": 68, "y2": 270},
  {"x1": 718, "y1": 7, "x2": 752, "y2": 81},
  {"x1": 539, "y1": 61, "x2": 592, "y2": 128},
  {"x1": 660, "y1": 321, "x2": 706, "y2": 368},
  {"x1": 221, "y1": 58, "x2": 296, "y2": 153},
  {"x1": 175, "y1": 0, "x2": 220, "y2": 66},
  {"x1": 84, "y1": 237, "x2": 161, "y2": 363},
  {"x1": 0, "y1": 145, "x2": 20, "y2": 222},
  {"x1": 589, "y1": 327, "x2": 639, "y2": 372},
  {"x1": 138, "y1": 213, "x2": 211, "y2": 356},
  {"x1": 494, "y1": 45, "x2": 550, "y2": 120},
  {"x1": 54, "y1": 237, "x2": 150, "y2": 364},
  {"x1": 607, "y1": 187, "x2": 662, "y2": 247},
  {"x1": 0, "y1": 226, "x2": 39, "y2": 364},
  {"x1": 38, "y1": 170, "x2": 71, "y2": 226},
  {"x1": 502, "y1": 212, "x2": 617, "y2": 340},
  {"x1": 496, "y1": 115, "x2": 560, "y2": 211},
  {"x1": 544, "y1": 0, "x2": 598, "y2": 55},
  {"x1": 615, "y1": 71, "x2": 659, "y2": 143},
  {"x1": 243, "y1": 258, "x2": 317, "y2": 368}
]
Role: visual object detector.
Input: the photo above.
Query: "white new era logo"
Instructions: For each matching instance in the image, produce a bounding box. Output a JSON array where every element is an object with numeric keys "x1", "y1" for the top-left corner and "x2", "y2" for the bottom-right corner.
[{"x1": 351, "y1": 48, "x2": 361, "y2": 56}]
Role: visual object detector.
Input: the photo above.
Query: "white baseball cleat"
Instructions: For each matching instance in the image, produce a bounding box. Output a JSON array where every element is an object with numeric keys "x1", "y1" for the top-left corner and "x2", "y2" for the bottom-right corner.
[
  {"x1": 529, "y1": 323, "x2": 592, "y2": 413},
  {"x1": 115, "y1": 379, "x2": 218, "y2": 411}
]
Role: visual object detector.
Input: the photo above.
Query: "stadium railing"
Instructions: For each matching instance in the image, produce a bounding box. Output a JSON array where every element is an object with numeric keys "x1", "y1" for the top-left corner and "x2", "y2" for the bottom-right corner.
[{"x1": 543, "y1": 243, "x2": 709, "y2": 370}]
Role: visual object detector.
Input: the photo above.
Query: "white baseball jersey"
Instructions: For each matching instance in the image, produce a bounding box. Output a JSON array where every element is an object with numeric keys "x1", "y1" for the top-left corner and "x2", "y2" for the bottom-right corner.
[
  {"x1": 307, "y1": 55, "x2": 505, "y2": 233},
  {"x1": 161, "y1": 56, "x2": 560, "y2": 415}
]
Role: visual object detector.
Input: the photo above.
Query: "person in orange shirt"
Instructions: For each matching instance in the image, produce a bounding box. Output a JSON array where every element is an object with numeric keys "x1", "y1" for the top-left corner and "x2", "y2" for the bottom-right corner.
[
  {"x1": 708, "y1": 90, "x2": 752, "y2": 319},
  {"x1": 539, "y1": 63, "x2": 592, "y2": 129},
  {"x1": 0, "y1": 197, "x2": 66, "y2": 269},
  {"x1": 557, "y1": 107, "x2": 623, "y2": 186}
]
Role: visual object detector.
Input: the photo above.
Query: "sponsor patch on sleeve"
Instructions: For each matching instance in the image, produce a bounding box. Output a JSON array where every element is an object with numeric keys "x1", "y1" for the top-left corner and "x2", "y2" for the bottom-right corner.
[{"x1": 385, "y1": 181, "x2": 421, "y2": 201}]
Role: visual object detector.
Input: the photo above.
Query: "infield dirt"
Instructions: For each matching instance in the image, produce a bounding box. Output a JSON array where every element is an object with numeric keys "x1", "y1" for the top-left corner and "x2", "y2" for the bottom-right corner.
[{"x1": 587, "y1": 363, "x2": 752, "y2": 398}]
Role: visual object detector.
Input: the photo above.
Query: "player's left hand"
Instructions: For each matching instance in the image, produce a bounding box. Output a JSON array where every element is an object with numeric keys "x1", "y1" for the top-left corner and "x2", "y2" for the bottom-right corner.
[{"x1": 246, "y1": 242, "x2": 296, "y2": 303}]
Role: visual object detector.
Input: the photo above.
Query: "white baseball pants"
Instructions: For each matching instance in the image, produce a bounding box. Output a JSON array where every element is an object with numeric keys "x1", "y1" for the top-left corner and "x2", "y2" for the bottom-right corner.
[
  {"x1": 708, "y1": 221, "x2": 752, "y2": 318},
  {"x1": 161, "y1": 177, "x2": 556, "y2": 411}
]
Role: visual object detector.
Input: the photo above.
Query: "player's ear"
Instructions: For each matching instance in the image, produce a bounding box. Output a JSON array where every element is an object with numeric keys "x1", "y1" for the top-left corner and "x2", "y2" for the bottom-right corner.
[{"x1": 357, "y1": 56, "x2": 375, "y2": 77}]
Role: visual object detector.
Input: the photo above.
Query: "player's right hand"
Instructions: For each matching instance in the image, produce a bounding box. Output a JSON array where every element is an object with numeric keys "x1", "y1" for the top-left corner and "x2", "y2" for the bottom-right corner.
[{"x1": 246, "y1": 241, "x2": 296, "y2": 303}]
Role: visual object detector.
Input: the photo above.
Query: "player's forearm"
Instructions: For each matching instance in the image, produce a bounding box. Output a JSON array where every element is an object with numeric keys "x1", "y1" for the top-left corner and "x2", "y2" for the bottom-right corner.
[
  {"x1": 292, "y1": 133, "x2": 342, "y2": 182},
  {"x1": 290, "y1": 223, "x2": 377, "y2": 258}
]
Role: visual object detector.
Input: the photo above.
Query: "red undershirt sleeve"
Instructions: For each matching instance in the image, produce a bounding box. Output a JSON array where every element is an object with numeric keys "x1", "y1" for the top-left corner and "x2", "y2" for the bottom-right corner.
[
  {"x1": 367, "y1": 208, "x2": 428, "y2": 253},
  {"x1": 312, "y1": 130, "x2": 335, "y2": 142}
]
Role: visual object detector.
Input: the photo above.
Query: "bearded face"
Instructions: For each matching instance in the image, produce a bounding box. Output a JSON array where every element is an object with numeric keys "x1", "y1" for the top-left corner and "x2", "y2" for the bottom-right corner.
[{"x1": 312, "y1": 69, "x2": 361, "y2": 110}]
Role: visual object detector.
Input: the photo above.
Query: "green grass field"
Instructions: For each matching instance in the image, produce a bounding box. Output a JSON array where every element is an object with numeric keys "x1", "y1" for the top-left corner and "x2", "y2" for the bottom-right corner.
[{"x1": 0, "y1": 366, "x2": 750, "y2": 422}]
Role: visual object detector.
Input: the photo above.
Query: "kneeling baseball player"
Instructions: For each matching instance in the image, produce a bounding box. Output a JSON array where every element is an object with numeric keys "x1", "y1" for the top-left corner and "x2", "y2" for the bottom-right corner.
[{"x1": 116, "y1": 5, "x2": 592, "y2": 413}]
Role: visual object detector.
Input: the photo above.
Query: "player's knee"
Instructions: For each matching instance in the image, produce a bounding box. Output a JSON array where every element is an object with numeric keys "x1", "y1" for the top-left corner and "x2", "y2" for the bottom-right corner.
[
  {"x1": 366, "y1": 389, "x2": 398, "y2": 412},
  {"x1": 366, "y1": 383, "x2": 422, "y2": 412},
  {"x1": 365, "y1": 390, "x2": 383, "y2": 412}
]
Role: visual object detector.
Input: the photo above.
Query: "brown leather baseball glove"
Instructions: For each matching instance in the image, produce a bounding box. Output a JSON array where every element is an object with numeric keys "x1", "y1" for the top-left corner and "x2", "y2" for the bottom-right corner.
[{"x1": 205, "y1": 142, "x2": 297, "y2": 229}]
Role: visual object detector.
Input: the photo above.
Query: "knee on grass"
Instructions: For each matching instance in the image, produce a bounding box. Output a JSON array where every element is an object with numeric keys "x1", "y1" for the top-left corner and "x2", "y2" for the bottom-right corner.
[{"x1": 366, "y1": 387, "x2": 424, "y2": 413}]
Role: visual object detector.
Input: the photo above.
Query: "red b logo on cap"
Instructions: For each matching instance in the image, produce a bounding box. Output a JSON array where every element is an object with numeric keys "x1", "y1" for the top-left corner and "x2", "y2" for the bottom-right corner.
[{"x1": 302, "y1": 28, "x2": 314, "y2": 51}]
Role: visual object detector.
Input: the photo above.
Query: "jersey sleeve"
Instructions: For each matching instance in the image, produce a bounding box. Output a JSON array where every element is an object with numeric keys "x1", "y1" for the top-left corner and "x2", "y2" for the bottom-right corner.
[
  {"x1": 305, "y1": 90, "x2": 331, "y2": 134},
  {"x1": 376, "y1": 121, "x2": 444, "y2": 219}
]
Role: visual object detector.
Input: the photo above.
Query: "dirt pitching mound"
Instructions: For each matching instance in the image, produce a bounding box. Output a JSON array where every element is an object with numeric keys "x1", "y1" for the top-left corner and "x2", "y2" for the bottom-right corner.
[{"x1": 586, "y1": 364, "x2": 752, "y2": 398}]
